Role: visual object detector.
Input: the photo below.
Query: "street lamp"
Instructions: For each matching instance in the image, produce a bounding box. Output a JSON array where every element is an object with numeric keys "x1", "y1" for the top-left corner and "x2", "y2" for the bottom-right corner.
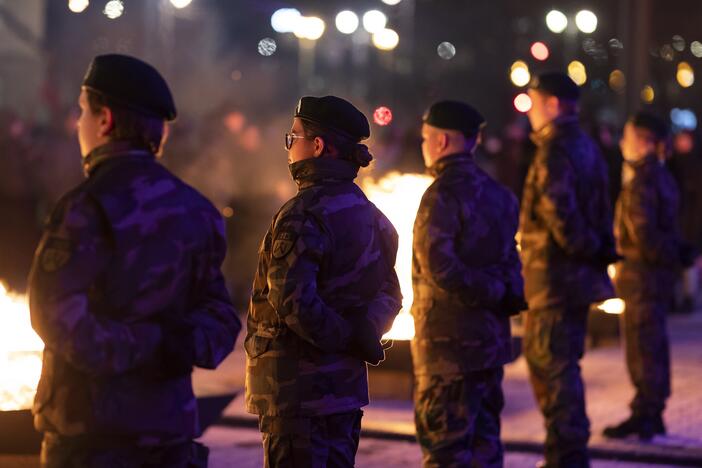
[
  {"x1": 677, "y1": 62, "x2": 695, "y2": 88},
  {"x1": 568, "y1": 60, "x2": 587, "y2": 85},
  {"x1": 271, "y1": 8, "x2": 301, "y2": 33},
  {"x1": 335, "y1": 11, "x2": 359, "y2": 35},
  {"x1": 294, "y1": 16, "x2": 325, "y2": 41},
  {"x1": 514, "y1": 93, "x2": 532, "y2": 113},
  {"x1": 545, "y1": 10, "x2": 568, "y2": 33},
  {"x1": 372, "y1": 28, "x2": 399, "y2": 51},
  {"x1": 575, "y1": 10, "x2": 597, "y2": 34},
  {"x1": 362, "y1": 10, "x2": 387, "y2": 34},
  {"x1": 68, "y1": 0, "x2": 89, "y2": 13},
  {"x1": 437, "y1": 42, "x2": 456, "y2": 60},
  {"x1": 103, "y1": 0, "x2": 124, "y2": 19},
  {"x1": 530, "y1": 41, "x2": 549, "y2": 61},
  {"x1": 510, "y1": 60, "x2": 531, "y2": 87},
  {"x1": 169, "y1": 0, "x2": 193, "y2": 8}
]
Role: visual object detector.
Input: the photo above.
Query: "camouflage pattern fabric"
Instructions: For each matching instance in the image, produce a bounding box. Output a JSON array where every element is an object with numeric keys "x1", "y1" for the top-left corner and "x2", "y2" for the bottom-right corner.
[
  {"x1": 523, "y1": 305, "x2": 590, "y2": 467},
  {"x1": 411, "y1": 153, "x2": 523, "y2": 377},
  {"x1": 614, "y1": 154, "x2": 681, "y2": 417},
  {"x1": 520, "y1": 116, "x2": 616, "y2": 467},
  {"x1": 259, "y1": 409, "x2": 362, "y2": 468},
  {"x1": 410, "y1": 152, "x2": 522, "y2": 466},
  {"x1": 414, "y1": 368, "x2": 504, "y2": 468},
  {"x1": 519, "y1": 116, "x2": 615, "y2": 309},
  {"x1": 29, "y1": 141, "x2": 240, "y2": 444},
  {"x1": 40, "y1": 432, "x2": 208, "y2": 468},
  {"x1": 245, "y1": 156, "x2": 402, "y2": 419}
]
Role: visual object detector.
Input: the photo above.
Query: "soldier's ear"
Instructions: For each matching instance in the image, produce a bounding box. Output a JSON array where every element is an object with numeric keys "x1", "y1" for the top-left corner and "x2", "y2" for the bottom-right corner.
[
  {"x1": 546, "y1": 95, "x2": 561, "y2": 116},
  {"x1": 97, "y1": 106, "x2": 114, "y2": 138},
  {"x1": 438, "y1": 132, "x2": 449, "y2": 151},
  {"x1": 156, "y1": 122, "x2": 169, "y2": 157},
  {"x1": 313, "y1": 136, "x2": 326, "y2": 157}
]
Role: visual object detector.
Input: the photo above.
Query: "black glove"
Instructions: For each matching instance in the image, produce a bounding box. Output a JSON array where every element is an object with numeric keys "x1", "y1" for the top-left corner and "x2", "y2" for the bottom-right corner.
[
  {"x1": 159, "y1": 318, "x2": 196, "y2": 379},
  {"x1": 679, "y1": 243, "x2": 699, "y2": 269},
  {"x1": 595, "y1": 237, "x2": 623, "y2": 267},
  {"x1": 347, "y1": 316, "x2": 385, "y2": 366},
  {"x1": 500, "y1": 290, "x2": 528, "y2": 317}
]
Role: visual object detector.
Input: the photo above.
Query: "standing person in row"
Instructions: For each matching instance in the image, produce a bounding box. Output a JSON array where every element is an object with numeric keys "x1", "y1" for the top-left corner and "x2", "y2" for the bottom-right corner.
[
  {"x1": 29, "y1": 54, "x2": 241, "y2": 467},
  {"x1": 245, "y1": 96, "x2": 402, "y2": 467},
  {"x1": 667, "y1": 129, "x2": 702, "y2": 312},
  {"x1": 604, "y1": 112, "x2": 697, "y2": 440},
  {"x1": 411, "y1": 100, "x2": 526, "y2": 467},
  {"x1": 520, "y1": 73, "x2": 617, "y2": 468}
]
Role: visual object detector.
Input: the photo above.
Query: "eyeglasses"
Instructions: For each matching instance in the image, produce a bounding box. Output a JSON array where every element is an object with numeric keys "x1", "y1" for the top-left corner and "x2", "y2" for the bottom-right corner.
[{"x1": 284, "y1": 132, "x2": 309, "y2": 151}]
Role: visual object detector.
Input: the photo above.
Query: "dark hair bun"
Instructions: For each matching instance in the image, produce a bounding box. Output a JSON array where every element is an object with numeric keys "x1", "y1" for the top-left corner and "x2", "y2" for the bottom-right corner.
[{"x1": 352, "y1": 144, "x2": 373, "y2": 167}]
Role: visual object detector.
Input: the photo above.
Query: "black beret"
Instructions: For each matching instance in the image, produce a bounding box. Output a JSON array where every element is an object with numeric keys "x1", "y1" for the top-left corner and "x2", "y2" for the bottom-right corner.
[
  {"x1": 83, "y1": 54, "x2": 177, "y2": 121},
  {"x1": 631, "y1": 111, "x2": 669, "y2": 141},
  {"x1": 423, "y1": 100, "x2": 486, "y2": 137},
  {"x1": 294, "y1": 96, "x2": 370, "y2": 141},
  {"x1": 530, "y1": 72, "x2": 580, "y2": 101}
]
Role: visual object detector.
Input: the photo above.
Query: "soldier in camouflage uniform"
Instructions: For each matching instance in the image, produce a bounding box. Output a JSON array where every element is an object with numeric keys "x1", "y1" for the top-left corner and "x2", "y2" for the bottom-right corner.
[
  {"x1": 28, "y1": 54, "x2": 241, "y2": 467},
  {"x1": 520, "y1": 73, "x2": 617, "y2": 468},
  {"x1": 603, "y1": 112, "x2": 697, "y2": 441},
  {"x1": 245, "y1": 96, "x2": 402, "y2": 467},
  {"x1": 411, "y1": 100, "x2": 526, "y2": 468}
]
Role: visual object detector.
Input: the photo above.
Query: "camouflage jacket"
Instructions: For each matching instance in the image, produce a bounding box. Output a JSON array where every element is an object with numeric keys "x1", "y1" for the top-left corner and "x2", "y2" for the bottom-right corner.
[
  {"x1": 29, "y1": 141, "x2": 240, "y2": 440},
  {"x1": 410, "y1": 153, "x2": 523, "y2": 375},
  {"x1": 245, "y1": 157, "x2": 402, "y2": 417},
  {"x1": 614, "y1": 154, "x2": 681, "y2": 300},
  {"x1": 519, "y1": 116, "x2": 615, "y2": 309}
]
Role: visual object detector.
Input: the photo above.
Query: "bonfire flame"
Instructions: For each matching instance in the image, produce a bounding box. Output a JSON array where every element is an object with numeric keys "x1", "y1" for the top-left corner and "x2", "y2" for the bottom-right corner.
[
  {"x1": 0, "y1": 282, "x2": 43, "y2": 411},
  {"x1": 363, "y1": 171, "x2": 625, "y2": 340},
  {"x1": 363, "y1": 172, "x2": 434, "y2": 340}
]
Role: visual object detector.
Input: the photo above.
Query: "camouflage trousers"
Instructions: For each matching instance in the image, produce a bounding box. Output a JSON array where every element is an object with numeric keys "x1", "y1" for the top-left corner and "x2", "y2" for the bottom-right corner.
[
  {"x1": 258, "y1": 409, "x2": 363, "y2": 468},
  {"x1": 620, "y1": 297, "x2": 671, "y2": 417},
  {"x1": 40, "y1": 432, "x2": 208, "y2": 468},
  {"x1": 414, "y1": 367, "x2": 505, "y2": 468},
  {"x1": 524, "y1": 305, "x2": 590, "y2": 468}
]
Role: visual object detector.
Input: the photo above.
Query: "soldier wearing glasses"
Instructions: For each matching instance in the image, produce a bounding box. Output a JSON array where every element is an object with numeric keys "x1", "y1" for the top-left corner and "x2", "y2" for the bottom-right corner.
[{"x1": 245, "y1": 96, "x2": 402, "y2": 467}]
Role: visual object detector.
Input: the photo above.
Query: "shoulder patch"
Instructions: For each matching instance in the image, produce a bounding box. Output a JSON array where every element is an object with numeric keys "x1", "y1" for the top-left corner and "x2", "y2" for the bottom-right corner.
[
  {"x1": 272, "y1": 228, "x2": 298, "y2": 259},
  {"x1": 40, "y1": 237, "x2": 72, "y2": 273}
]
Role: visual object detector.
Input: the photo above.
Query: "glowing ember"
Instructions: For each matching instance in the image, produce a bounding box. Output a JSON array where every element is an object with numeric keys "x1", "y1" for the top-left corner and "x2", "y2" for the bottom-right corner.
[
  {"x1": 0, "y1": 282, "x2": 43, "y2": 411},
  {"x1": 362, "y1": 172, "x2": 434, "y2": 340}
]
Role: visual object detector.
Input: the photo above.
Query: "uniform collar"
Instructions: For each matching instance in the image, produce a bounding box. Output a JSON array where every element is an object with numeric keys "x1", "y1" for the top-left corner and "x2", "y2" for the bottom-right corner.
[
  {"x1": 82, "y1": 141, "x2": 154, "y2": 177},
  {"x1": 530, "y1": 115, "x2": 579, "y2": 147},
  {"x1": 428, "y1": 152, "x2": 473, "y2": 177},
  {"x1": 289, "y1": 157, "x2": 359, "y2": 189}
]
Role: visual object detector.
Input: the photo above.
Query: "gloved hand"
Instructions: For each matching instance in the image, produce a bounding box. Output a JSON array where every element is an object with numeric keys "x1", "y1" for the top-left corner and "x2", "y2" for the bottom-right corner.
[
  {"x1": 159, "y1": 318, "x2": 196, "y2": 379},
  {"x1": 595, "y1": 236, "x2": 622, "y2": 267},
  {"x1": 500, "y1": 290, "x2": 528, "y2": 317},
  {"x1": 679, "y1": 243, "x2": 699, "y2": 269},
  {"x1": 347, "y1": 315, "x2": 385, "y2": 366}
]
